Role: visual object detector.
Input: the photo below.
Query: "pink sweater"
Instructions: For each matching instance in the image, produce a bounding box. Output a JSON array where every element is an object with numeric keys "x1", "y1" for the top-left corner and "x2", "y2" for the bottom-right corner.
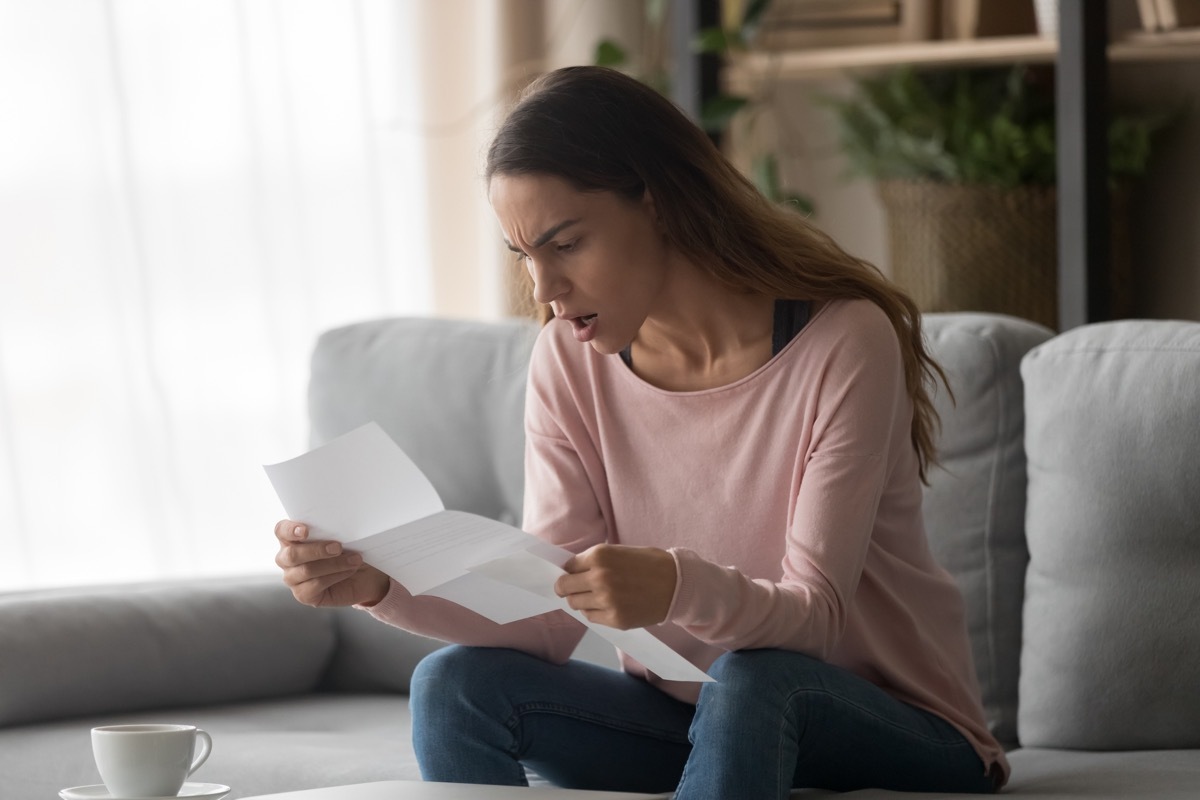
[{"x1": 366, "y1": 298, "x2": 1007, "y2": 781}]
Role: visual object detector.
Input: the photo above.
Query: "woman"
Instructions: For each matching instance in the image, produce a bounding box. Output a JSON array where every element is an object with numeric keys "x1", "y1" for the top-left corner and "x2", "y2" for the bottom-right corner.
[{"x1": 273, "y1": 66, "x2": 1007, "y2": 798}]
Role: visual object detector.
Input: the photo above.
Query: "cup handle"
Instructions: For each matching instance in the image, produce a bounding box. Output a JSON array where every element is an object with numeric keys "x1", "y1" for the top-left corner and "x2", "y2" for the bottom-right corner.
[{"x1": 188, "y1": 729, "x2": 213, "y2": 776}]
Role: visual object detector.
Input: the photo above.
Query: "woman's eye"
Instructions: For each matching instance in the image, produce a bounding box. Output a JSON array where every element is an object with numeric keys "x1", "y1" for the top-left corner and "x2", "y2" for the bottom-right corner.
[{"x1": 556, "y1": 241, "x2": 576, "y2": 254}]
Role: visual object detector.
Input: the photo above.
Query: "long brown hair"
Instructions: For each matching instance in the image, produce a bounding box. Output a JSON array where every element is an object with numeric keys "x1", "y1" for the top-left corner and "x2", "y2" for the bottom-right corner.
[{"x1": 486, "y1": 66, "x2": 950, "y2": 482}]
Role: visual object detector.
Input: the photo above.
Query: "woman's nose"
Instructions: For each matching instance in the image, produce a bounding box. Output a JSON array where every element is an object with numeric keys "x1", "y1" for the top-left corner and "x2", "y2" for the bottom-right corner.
[{"x1": 528, "y1": 258, "x2": 568, "y2": 306}]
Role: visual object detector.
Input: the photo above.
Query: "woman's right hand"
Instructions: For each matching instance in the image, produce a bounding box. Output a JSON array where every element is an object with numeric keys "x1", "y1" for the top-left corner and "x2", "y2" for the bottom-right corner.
[{"x1": 273, "y1": 520, "x2": 391, "y2": 608}]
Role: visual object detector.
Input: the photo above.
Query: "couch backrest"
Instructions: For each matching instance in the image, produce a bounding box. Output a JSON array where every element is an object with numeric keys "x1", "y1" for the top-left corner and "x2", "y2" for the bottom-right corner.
[
  {"x1": 1018, "y1": 319, "x2": 1200, "y2": 749},
  {"x1": 921, "y1": 313, "x2": 1054, "y2": 746},
  {"x1": 309, "y1": 317, "x2": 539, "y2": 691},
  {"x1": 0, "y1": 576, "x2": 334, "y2": 728},
  {"x1": 307, "y1": 313, "x2": 1054, "y2": 736},
  {"x1": 308, "y1": 317, "x2": 538, "y2": 528},
  {"x1": 321, "y1": 604, "x2": 448, "y2": 694}
]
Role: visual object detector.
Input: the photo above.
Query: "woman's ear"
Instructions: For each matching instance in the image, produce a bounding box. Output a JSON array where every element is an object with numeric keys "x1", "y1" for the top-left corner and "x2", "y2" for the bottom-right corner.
[{"x1": 642, "y1": 188, "x2": 663, "y2": 231}]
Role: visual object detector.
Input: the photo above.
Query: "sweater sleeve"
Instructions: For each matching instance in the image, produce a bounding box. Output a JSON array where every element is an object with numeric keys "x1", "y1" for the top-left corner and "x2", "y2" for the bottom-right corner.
[
  {"x1": 665, "y1": 309, "x2": 907, "y2": 659},
  {"x1": 519, "y1": 327, "x2": 612, "y2": 580},
  {"x1": 363, "y1": 325, "x2": 606, "y2": 663},
  {"x1": 363, "y1": 579, "x2": 583, "y2": 662}
]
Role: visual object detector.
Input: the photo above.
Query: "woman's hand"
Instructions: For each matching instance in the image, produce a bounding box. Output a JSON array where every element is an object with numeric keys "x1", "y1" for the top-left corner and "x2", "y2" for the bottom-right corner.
[
  {"x1": 273, "y1": 520, "x2": 391, "y2": 609},
  {"x1": 554, "y1": 544, "x2": 677, "y2": 630}
]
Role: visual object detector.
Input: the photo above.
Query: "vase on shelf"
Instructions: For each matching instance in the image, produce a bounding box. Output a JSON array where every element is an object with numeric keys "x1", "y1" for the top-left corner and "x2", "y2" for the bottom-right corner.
[{"x1": 876, "y1": 180, "x2": 1131, "y2": 330}]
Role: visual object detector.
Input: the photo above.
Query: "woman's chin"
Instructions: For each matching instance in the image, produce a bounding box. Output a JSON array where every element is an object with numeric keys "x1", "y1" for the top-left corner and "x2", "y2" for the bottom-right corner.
[{"x1": 587, "y1": 335, "x2": 628, "y2": 357}]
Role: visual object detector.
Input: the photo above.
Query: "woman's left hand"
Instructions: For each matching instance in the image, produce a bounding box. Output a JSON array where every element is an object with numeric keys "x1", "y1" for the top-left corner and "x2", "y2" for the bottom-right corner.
[{"x1": 554, "y1": 544, "x2": 677, "y2": 630}]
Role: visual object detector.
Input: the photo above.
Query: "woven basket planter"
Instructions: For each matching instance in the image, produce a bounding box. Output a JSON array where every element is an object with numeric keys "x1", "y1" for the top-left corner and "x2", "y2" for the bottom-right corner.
[{"x1": 877, "y1": 180, "x2": 1130, "y2": 330}]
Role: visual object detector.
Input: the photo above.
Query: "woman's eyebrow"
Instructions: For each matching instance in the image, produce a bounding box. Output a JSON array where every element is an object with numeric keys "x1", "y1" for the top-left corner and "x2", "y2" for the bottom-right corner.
[{"x1": 504, "y1": 218, "x2": 582, "y2": 252}]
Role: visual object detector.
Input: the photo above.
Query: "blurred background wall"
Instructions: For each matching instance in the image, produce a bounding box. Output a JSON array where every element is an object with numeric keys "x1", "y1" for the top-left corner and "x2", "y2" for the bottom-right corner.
[{"x1": 0, "y1": 0, "x2": 643, "y2": 591}]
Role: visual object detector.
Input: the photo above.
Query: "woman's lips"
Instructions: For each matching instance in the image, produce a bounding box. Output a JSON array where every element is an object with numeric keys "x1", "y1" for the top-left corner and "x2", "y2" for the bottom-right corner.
[{"x1": 568, "y1": 313, "x2": 598, "y2": 343}]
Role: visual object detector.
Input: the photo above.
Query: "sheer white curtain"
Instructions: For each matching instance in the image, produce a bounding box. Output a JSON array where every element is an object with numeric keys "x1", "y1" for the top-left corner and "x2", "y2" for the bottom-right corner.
[
  {"x1": 0, "y1": 0, "x2": 475, "y2": 591},
  {"x1": 0, "y1": 0, "x2": 641, "y2": 592}
]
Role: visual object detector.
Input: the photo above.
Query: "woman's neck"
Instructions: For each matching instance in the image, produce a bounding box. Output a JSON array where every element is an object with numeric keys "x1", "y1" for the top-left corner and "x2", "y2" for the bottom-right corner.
[{"x1": 631, "y1": 259, "x2": 776, "y2": 390}]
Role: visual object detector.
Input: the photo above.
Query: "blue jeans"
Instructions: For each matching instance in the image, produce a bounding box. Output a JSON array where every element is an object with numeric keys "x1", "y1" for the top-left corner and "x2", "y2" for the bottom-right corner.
[{"x1": 410, "y1": 646, "x2": 997, "y2": 799}]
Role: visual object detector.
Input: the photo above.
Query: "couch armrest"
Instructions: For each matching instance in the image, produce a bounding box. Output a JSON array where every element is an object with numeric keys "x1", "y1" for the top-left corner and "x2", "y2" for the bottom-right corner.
[
  {"x1": 921, "y1": 312, "x2": 1054, "y2": 747},
  {"x1": 0, "y1": 576, "x2": 335, "y2": 728},
  {"x1": 1018, "y1": 319, "x2": 1200, "y2": 749}
]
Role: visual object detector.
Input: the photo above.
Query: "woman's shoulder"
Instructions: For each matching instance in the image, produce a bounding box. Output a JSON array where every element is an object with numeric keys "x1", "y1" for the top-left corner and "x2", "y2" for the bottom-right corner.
[
  {"x1": 814, "y1": 296, "x2": 889, "y2": 325},
  {"x1": 527, "y1": 318, "x2": 606, "y2": 394},
  {"x1": 530, "y1": 318, "x2": 584, "y2": 370},
  {"x1": 783, "y1": 299, "x2": 904, "y2": 397},
  {"x1": 809, "y1": 298, "x2": 898, "y2": 351}
]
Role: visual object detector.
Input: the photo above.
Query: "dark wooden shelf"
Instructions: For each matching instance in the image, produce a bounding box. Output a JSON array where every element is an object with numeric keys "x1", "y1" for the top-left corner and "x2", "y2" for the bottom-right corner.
[{"x1": 725, "y1": 31, "x2": 1200, "y2": 89}]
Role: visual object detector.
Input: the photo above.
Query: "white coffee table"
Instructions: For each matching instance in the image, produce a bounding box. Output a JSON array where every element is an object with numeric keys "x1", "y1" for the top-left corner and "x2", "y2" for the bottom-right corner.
[{"x1": 241, "y1": 780, "x2": 670, "y2": 800}]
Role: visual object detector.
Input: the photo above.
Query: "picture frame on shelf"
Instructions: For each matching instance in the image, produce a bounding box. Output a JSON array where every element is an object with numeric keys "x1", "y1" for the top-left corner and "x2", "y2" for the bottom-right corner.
[
  {"x1": 752, "y1": 0, "x2": 938, "y2": 50},
  {"x1": 940, "y1": 0, "x2": 1038, "y2": 40},
  {"x1": 1152, "y1": 0, "x2": 1200, "y2": 29},
  {"x1": 1138, "y1": 0, "x2": 1200, "y2": 30},
  {"x1": 750, "y1": 0, "x2": 1043, "y2": 52}
]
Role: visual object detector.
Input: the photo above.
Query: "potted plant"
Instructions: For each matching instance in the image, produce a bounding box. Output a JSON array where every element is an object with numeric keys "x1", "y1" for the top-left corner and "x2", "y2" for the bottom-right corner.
[{"x1": 824, "y1": 65, "x2": 1165, "y2": 328}]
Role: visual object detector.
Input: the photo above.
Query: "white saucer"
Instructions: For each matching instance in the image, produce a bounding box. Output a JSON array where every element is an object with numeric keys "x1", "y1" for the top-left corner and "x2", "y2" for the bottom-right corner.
[{"x1": 60, "y1": 783, "x2": 231, "y2": 800}]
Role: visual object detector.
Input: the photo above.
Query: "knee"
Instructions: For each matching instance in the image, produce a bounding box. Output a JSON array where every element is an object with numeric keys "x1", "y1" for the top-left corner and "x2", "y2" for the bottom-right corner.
[
  {"x1": 412, "y1": 644, "x2": 478, "y2": 687},
  {"x1": 707, "y1": 649, "x2": 823, "y2": 688},
  {"x1": 699, "y1": 649, "x2": 826, "y2": 714},
  {"x1": 410, "y1": 645, "x2": 495, "y2": 718},
  {"x1": 706, "y1": 649, "x2": 784, "y2": 686}
]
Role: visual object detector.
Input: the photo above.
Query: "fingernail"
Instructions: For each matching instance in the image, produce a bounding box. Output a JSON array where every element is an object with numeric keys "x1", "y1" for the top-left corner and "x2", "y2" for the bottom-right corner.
[
  {"x1": 347, "y1": 554, "x2": 363, "y2": 566},
  {"x1": 325, "y1": 543, "x2": 340, "y2": 556},
  {"x1": 293, "y1": 525, "x2": 306, "y2": 540}
]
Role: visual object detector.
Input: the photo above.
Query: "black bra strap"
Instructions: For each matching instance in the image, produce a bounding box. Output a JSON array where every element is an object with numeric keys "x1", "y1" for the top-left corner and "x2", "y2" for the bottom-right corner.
[{"x1": 620, "y1": 299, "x2": 811, "y2": 369}]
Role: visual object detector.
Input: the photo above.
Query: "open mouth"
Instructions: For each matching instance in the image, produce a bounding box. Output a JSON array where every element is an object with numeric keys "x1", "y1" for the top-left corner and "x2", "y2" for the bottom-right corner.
[{"x1": 566, "y1": 313, "x2": 599, "y2": 342}]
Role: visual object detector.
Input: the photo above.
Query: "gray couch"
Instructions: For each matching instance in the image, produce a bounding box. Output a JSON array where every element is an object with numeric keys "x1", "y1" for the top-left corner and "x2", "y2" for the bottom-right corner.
[{"x1": 3, "y1": 312, "x2": 1199, "y2": 800}]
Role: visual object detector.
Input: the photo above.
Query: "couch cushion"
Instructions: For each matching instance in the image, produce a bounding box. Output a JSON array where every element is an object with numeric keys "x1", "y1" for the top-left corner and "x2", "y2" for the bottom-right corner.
[
  {"x1": 0, "y1": 694, "x2": 417, "y2": 800},
  {"x1": 0, "y1": 576, "x2": 335, "y2": 728},
  {"x1": 1000, "y1": 748, "x2": 1200, "y2": 799},
  {"x1": 1019, "y1": 320, "x2": 1200, "y2": 748},
  {"x1": 920, "y1": 313, "x2": 1053, "y2": 746},
  {"x1": 321, "y1": 607, "x2": 448, "y2": 694},
  {"x1": 321, "y1": 608, "x2": 623, "y2": 694},
  {"x1": 10, "y1": 701, "x2": 1200, "y2": 800},
  {"x1": 308, "y1": 318, "x2": 538, "y2": 528}
]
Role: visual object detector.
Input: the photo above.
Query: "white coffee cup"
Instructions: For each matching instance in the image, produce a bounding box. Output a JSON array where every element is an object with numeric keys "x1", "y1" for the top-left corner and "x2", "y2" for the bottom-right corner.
[{"x1": 91, "y1": 724, "x2": 212, "y2": 798}]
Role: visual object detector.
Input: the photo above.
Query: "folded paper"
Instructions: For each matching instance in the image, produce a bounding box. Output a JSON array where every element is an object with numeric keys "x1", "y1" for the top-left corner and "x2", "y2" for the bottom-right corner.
[{"x1": 265, "y1": 422, "x2": 712, "y2": 683}]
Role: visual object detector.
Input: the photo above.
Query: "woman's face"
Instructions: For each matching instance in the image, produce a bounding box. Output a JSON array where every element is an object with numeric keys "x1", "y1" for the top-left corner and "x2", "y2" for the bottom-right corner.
[{"x1": 489, "y1": 173, "x2": 671, "y2": 355}]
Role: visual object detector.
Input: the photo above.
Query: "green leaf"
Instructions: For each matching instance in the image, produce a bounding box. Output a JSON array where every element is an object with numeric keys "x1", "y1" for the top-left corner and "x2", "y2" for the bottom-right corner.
[
  {"x1": 783, "y1": 193, "x2": 816, "y2": 215},
  {"x1": 821, "y1": 66, "x2": 1152, "y2": 187},
  {"x1": 642, "y1": 69, "x2": 671, "y2": 98},
  {"x1": 752, "y1": 153, "x2": 781, "y2": 200},
  {"x1": 645, "y1": 0, "x2": 667, "y2": 28},
  {"x1": 741, "y1": 0, "x2": 773, "y2": 40},
  {"x1": 694, "y1": 26, "x2": 744, "y2": 54},
  {"x1": 700, "y1": 94, "x2": 748, "y2": 132},
  {"x1": 749, "y1": 154, "x2": 814, "y2": 213},
  {"x1": 593, "y1": 39, "x2": 627, "y2": 68}
]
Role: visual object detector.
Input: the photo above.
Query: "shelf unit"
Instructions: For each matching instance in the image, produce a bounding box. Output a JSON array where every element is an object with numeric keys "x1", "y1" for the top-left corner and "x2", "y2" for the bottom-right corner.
[
  {"x1": 724, "y1": 31, "x2": 1200, "y2": 89},
  {"x1": 671, "y1": 0, "x2": 1198, "y2": 329}
]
